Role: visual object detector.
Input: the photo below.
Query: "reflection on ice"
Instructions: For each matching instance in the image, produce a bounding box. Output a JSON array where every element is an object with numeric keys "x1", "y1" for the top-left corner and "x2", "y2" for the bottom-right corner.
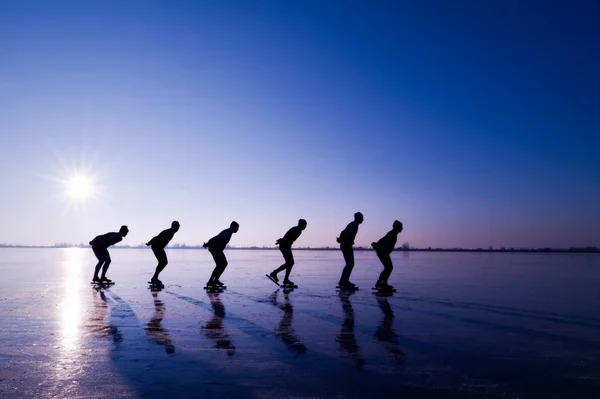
[
  {"x1": 375, "y1": 295, "x2": 404, "y2": 362},
  {"x1": 269, "y1": 289, "x2": 306, "y2": 354},
  {"x1": 89, "y1": 288, "x2": 122, "y2": 343},
  {"x1": 201, "y1": 291, "x2": 236, "y2": 355},
  {"x1": 2, "y1": 249, "x2": 600, "y2": 398},
  {"x1": 336, "y1": 291, "x2": 364, "y2": 369},
  {"x1": 145, "y1": 291, "x2": 175, "y2": 354},
  {"x1": 50, "y1": 248, "x2": 87, "y2": 395},
  {"x1": 59, "y1": 248, "x2": 84, "y2": 351}
]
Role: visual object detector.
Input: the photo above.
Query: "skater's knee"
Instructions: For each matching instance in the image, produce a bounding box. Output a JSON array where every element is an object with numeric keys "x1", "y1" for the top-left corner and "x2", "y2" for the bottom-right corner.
[{"x1": 288, "y1": 259, "x2": 295, "y2": 267}]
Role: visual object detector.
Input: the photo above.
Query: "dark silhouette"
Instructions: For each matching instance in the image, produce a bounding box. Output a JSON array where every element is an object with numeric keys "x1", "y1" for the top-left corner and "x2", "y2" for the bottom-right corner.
[
  {"x1": 89, "y1": 225, "x2": 129, "y2": 283},
  {"x1": 201, "y1": 291, "x2": 236, "y2": 355},
  {"x1": 371, "y1": 220, "x2": 403, "y2": 290},
  {"x1": 269, "y1": 289, "x2": 306, "y2": 354},
  {"x1": 336, "y1": 291, "x2": 364, "y2": 369},
  {"x1": 267, "y1": 219, "x2": 307, "y2": 287},
  {"x1": 203, "y1": 221, "x2": 239, "y2": 288},
  {"x1": 146, "y1": 221, "x2": 180, "y2": 287},
  {"x1": 375, "y1": 295, "x2": 404, "y2": 362},
  {"x1": 145, "y1": 291, "x2": 175, "y2": 354},
  {"x1": 336, "y1": 212, "x2": 364, "y2": 289}
]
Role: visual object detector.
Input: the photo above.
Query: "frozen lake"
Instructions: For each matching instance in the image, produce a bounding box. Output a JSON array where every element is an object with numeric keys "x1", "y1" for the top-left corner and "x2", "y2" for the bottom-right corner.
[{"x1": 1, "y1": 248, "x2": 600, "y2": 398}]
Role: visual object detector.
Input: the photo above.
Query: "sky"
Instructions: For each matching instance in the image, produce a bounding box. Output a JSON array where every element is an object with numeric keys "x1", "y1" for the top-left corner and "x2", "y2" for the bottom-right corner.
[{"x1": 0, "y1": 0, "x2": 599, "y2": 249}]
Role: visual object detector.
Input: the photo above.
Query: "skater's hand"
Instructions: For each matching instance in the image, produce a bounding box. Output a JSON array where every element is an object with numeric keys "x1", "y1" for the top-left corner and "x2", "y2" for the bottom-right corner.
[
  {"x1": 371, "y1": 242, "x2": 377, "y2": 249},
  {"x1": 202, "y1": 242, "x2": 208, "y2": 248},
  {"x1": 275, "y1": 238, "x2": 281, "y2": 245},
  {"x1": 336, "y1": 237, "x2": 340, "y2": 244},
  {"x1": 145, "y1": 242, "x2": 150, "y2": 246}
]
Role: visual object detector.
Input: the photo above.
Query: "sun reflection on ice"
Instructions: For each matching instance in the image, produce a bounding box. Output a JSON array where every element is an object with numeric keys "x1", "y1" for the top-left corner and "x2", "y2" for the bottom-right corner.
[
  {"x1": 48, "y1": 248, "x2": 88, "y2": 398},
  {"x1": 59, "y1": 248, "x2": 84, "y2": 351}
]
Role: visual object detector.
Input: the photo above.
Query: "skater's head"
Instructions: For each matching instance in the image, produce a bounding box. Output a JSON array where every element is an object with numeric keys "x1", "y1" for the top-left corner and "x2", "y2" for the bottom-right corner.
[
  {"x1": 119, "y1": 225, "x2": 129, "y2": 237},
  {"x1": 354, "y1": 212, "x2": 364, "y2": 224},
  {"x1": 230, "y1": 221, "x2": 239, "y2": 233},
  {"x1": 171, "y1": 220, "x2": 180, "y2": 232},
  {"x1": 393, "y1": 220, "x2": 403, "y2": 233},
  {"x1": 298, "y1": 219, "x2": 307, "y2": 230}
]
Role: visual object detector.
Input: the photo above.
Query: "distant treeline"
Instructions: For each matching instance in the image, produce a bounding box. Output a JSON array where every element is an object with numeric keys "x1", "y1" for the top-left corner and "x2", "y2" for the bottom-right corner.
[{"x1": 1, "y1": 243, "x2": 599, "y2": 253}]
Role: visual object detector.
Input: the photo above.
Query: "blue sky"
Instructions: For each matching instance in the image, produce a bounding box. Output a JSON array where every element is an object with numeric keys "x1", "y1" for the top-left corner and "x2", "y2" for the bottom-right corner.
[{"x1": 0, "y1": 1, "x2": 598, "y2": 248}]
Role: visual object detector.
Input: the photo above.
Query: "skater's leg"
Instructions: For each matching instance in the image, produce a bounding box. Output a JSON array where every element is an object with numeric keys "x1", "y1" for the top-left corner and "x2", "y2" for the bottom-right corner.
[
  {"x1": 215, "y1": 266, "x2": 226, "y2": 281},
  {"x1": 207, "y1": 268, "x2": 219, "y2": 286},
  {"x1": 207, "y1": 251, "x2": 219, "y2": 285},
  {"x1": 100, "y1": 255, "x2": 112, "y2": 280},
  {"x1": 214, "y1": 252, "x2": 228, "y2": 281},
  {"x1": 376, "y1": 251, "x2": 393, "y2": 287},
  {"x1": 272, "y1": 246, "x2": 290, "y2": 280},
  {"x1": 281, "y1": 247, "x2": 295, "y2": 283},
  {"x1": 375, "y1": 251, "x2": 387, "y2": 287},
  {"x1": 339, "y1": 246, "x2": 355, "y2": 285},
  {"x1": 92, "y1": 246, "x2": 106, "y2": 280},
  {"x1": 93, "y1": 261, "x2": 103, "y2": 280},
  {"x1": 209, "y1": 251, "x2": 227, "y2": 285},
  {"x1": 151, "y1": 247, "x2": 168, "y2": 281},
  {"x1": 376, "y1": 270, "x2": 386, "y2": 287},
  {"x1": 272, "y1": 264, "x2": 287, "y2": 275},
  {"x1": 93, "y1": 247, "x2": 112, "y2": 280}
]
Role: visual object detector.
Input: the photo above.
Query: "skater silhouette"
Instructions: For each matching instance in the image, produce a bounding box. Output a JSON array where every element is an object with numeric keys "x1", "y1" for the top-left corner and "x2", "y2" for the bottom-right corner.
[
  {"x1": 269, "y1": 290, "x2": 306, "y2": 354},
  {"x1": 375, "y1": 295, "x2": 404, "y2": 362},
  {"x1": 146, "y1": 221, "x2": 180, "y2": 287},
  {"x1": 145, "y1": 291, "x2": 175, "y2": 354},
  {"x1": 201, "y1": 291, "x2": 236, "y2": 356},
  {"x1": 203, "y1": 221, "x2": 239, "y2": 288},
  {"x1": 336, "y1": 212, "x2": 363, "y2": 289},
  {"x1": 267, "y1": 219, "x2": 307, "y2": 287},
  {"x1": 336, "y1": 291, "x2": 364, "y2": 369},
  {"x1": 89, "y1": 225, "x2": 129, "y2": 283},
  {"x1": 371, "y1": 220, "x2": 403, "y2": 290}
]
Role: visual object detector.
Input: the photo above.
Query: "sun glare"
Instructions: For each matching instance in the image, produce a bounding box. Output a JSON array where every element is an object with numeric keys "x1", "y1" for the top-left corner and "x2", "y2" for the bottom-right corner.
[
  {"x1": 43, "y1": 150, "x2": 108, "y2": 213},
  {"x1": 66, "y1": 174, "x2": 93, "y2": 200}
]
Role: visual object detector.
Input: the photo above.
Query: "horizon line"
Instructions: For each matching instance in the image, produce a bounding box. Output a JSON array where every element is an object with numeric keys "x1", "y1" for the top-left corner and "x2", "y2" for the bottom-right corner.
[{"x1": 0, "y1": 244, "x2": 598, "y2": 253}]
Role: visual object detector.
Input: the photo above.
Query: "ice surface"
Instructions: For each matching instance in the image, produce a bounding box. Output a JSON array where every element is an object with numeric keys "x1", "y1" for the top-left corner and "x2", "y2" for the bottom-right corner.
[{"x1": 1, "y1": 248, "x2": 600, "y2": 398}]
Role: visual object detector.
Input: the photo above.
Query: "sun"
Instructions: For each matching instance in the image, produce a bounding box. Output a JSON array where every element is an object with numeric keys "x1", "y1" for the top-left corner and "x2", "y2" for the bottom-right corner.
[
  {"x1": 41, "y1": 149, "x2": 108, "y2": 213},
  {"x1": 66, "y1": 174, "x2": 94, "y2": 201}
]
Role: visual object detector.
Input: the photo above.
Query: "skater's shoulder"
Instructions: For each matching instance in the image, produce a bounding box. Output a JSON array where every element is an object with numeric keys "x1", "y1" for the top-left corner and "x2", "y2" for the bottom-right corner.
[
  {"x1": 159, "y1": 228, "x2": 174, "y2": 238},
  {"x1": 346, "y1": 220, "x2": 359, "y2": 230},
  {"x1": 97, "y1": 231, "x2": 120, "y2": 240},
  {"x1": 218, "y1": 228, "x2": 231, "y2": 237},
  {"x1": 343, "y1": 221, "x2": 359, "y2": 234},
  {"x1": 286, "y1": 225, "x2": 302, "y2": 236}
]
